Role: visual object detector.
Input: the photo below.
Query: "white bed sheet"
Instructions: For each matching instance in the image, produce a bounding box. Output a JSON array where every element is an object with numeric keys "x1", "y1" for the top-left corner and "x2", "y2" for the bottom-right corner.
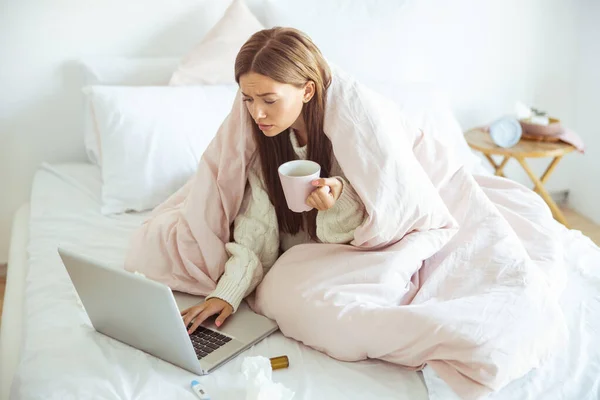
[
  {"x1": 9, "y1": 162, "x2": 429, "y2": 400},
  {"x1": 9, "y1": 162, "x2": 600, "y2": 400}
]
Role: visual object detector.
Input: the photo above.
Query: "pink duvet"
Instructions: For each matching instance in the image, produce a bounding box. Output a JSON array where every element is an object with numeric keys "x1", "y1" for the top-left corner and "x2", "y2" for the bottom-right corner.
[{"x1": 125, "y1": 66, "x2": 567, "y2": 399}]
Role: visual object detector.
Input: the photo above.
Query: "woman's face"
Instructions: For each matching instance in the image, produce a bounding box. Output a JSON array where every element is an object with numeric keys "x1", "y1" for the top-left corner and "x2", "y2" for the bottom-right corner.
[{"x1": 239, "y1": 72, "x2": 314, "y2": 136}]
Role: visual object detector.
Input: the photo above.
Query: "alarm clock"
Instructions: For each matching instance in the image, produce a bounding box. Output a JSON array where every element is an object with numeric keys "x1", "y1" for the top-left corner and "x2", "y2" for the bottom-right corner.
[{"x1": 489, "y1": 116, "x2": 522, "y2": 148}]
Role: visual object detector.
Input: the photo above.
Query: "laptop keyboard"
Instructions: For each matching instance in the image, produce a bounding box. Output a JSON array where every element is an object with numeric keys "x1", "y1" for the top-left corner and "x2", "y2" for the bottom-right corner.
[{"x1": 188, "y1": 326, "x2": 232, "y2": 359}]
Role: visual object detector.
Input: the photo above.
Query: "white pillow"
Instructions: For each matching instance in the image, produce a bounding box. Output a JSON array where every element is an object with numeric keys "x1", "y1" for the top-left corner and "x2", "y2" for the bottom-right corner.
[
  {"x1": 79, "y1": 57, "x2": 180, "y2": 165},
  {"x1": 169, "y1": 0, "x2": 265, "y2": 85},
  {"x1": 83, "y1": 84, "x2": 238, "y2": 215}
]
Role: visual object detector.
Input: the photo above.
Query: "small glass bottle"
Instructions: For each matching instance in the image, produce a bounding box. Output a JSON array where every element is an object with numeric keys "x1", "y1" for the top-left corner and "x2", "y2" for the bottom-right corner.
[{"x1": 270, "y1": 355, "x2": 289, "y2": 370}]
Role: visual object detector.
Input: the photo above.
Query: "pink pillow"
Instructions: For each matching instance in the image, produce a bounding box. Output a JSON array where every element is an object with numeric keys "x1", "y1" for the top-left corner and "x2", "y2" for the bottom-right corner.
[{"x1": 169, "y1": 0, "x2": 264, "y2": 85}]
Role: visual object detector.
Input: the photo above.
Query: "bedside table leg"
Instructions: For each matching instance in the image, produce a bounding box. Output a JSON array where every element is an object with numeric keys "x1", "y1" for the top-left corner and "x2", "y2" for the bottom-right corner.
[
  {"x1": 533, "y1": 156, "x2": 563, "y2": 196},
  {"x1": 484, "y1": 154, "x2": 510, "y2": 177},
  {"x1": 515, "y1": 157, "x2": 569, "y2": 228},
  {"x1": 539, "y1": 155, "x2": 563, "y2": 185},
  {"x1": 496, "y1": 156, "x2": 510, "y2": 177}
]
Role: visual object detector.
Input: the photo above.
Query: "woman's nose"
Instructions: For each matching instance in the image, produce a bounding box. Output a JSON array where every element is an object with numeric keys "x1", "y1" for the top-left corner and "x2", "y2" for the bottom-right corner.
[{"x1": 254, "y1": 105, "x2": 266, "y2": 120}]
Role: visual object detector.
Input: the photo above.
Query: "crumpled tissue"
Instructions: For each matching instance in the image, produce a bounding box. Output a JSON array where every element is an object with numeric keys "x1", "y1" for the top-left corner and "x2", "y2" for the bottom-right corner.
[{"x1": 241, "y1": 356, "x2": 295, "y2": 400}]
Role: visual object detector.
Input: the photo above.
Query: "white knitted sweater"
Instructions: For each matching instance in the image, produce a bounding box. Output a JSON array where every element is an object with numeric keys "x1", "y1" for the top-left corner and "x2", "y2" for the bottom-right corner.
[{"x1": 206, "y1": 131, "x2": 366, "y2": 311}]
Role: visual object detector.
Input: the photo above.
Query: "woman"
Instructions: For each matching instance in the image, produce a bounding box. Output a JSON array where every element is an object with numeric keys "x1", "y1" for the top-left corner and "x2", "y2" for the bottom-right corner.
[{"x1": 181, "y1": 27, "x2": 367, "y2": 334}]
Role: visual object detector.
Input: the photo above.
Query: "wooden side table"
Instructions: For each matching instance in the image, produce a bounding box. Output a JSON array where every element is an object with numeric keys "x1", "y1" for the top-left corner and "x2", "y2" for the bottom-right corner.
[{"x1": 464, "y1": 128, "x2": 575, "y2": 227}]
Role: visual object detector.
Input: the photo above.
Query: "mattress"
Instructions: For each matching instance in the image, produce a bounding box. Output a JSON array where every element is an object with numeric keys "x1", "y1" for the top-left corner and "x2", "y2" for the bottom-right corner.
[
  {"x1": 8, "y1": 162, "x2": 600, "y2": 399},
  {"x1": 0, "y1": 203, "x2": 29, "y2": 400},
  {"x1": 8, "y1": 162, "x2": 429, "y2": 399}
]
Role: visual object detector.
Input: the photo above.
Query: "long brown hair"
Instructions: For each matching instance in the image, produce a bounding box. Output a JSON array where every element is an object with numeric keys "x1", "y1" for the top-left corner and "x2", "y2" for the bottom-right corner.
[{"x1": 234, "y1": 27, "x2": 332, "y2": 240}]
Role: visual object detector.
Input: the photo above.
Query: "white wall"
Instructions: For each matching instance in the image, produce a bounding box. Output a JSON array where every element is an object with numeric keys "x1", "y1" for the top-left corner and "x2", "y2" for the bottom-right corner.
[
  {"x1": 514, "y1": 0, "x2": 579, "y2": 193},
  {"x1": 566, "y1": 0, "x2": 600, "y2": 223},
  {"x1": 0, "y1": 0, "x2": 589, "y2": 262}
]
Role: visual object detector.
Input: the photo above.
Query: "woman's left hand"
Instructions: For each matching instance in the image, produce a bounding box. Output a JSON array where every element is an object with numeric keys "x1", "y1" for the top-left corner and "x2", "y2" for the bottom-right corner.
[{"x1": 306, "y1": 178, "x2": 343, "y2": 211}]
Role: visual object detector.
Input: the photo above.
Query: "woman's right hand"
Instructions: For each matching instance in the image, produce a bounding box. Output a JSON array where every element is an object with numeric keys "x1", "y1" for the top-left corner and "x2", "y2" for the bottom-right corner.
[{"x1": 181, "y1": 298, "x2": 233, "y2": 334}]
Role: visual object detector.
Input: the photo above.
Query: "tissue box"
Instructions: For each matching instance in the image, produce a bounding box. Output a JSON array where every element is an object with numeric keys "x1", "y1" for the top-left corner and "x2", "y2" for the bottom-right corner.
[{"x1": 519, "y1": 117, "x2": 562, "y2": 137}]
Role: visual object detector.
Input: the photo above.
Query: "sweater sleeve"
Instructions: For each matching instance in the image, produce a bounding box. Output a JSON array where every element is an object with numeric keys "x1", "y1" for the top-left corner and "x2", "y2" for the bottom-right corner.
[
  {"x1": 316, "y1": 176, "x2": 366, "y2": 244},
  {"x1": 205, "y1": 162, "x2": 279, "y2": 312}
]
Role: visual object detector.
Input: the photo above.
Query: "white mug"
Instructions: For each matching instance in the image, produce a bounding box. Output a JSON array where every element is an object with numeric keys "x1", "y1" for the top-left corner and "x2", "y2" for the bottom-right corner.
[{"x1": 278, "y1": 160, "x2": 321, "y2": 212}]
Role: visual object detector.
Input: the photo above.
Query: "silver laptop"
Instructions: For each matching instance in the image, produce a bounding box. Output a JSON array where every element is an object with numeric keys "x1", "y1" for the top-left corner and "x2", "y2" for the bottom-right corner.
[{"x1": 58, "y1": 247, "x2": 278, "y2": 375}]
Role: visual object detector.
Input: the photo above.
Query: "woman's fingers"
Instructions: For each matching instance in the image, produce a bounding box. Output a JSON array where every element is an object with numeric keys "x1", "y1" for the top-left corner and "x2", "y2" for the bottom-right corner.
[
  {"x1": 313, "y1": 178, "x2": 342, "y2": 200},
  {"x1": 215, "y1": 306, "x2": 233, "y2": 328},
  {"x1": 314, "y1": 190, "x2": 330, "y2": 210},
  {"x1": 180, "y1": 305, "x2": 195, "y2": 316},
  {"x1": 307, "y1": 181, "x2": 340, "y2": 211},
  {"x1": 312, "y1": 178, "x2": 334, "y2": 187},
  {"x1": 307, "y1": 191, "x2": 325, "y2": 211},
  {"x1": 308, "y1": 187, "x2": 333, "y2": 210},
  {"x1": 182, "y1": 304, "x2": 205, "y2": 328},
  {"x1": 306, "y1": 193, "x2": 318, "y2": 210},
  {"x1": 316, "y1": 187, "x2": 335, "y2": 209},
  {"x1": 188, "y1": 308, "x2": 218, "y2": 334}
]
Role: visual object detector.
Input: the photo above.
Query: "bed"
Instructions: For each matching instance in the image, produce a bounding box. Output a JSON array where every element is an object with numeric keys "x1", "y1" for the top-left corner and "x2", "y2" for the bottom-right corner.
[
  {"x1": 3, "y1": 1, "x2": 600, "y2": 396},
  {"x1": 2, "y1": 163, "x2": 431, "y2": 399},
  {"x1": 0, "y1": 203, "x2": 29, "y2": 400},
  {"x1": 1, "y1": 161, "x2": 599, "y2": 400}
]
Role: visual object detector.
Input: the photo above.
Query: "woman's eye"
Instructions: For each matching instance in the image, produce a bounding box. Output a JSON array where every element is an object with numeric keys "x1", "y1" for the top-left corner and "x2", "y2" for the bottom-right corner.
[
  {"x1": 264, "y1": 100, "x2": 276, "y2": 105},
  {"x1": 243, "y1": 98, "x2": 252, "y2": 103}
]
